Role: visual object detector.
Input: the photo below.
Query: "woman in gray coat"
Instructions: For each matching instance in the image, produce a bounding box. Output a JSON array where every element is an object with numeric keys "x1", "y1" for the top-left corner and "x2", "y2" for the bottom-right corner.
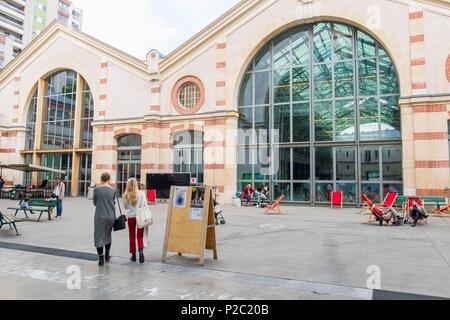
[{"x1": 93, "y1": 172, "x2": 116, "y2": 266}]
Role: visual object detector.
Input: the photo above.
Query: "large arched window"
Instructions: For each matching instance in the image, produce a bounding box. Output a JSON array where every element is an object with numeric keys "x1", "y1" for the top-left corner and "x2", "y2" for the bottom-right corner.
[
  {"x1": 238, "y1": 22, "x2": 402, "y2": 205},
  {"x1": 23, "y1": 70, "x2": 94, "y2": 196}
]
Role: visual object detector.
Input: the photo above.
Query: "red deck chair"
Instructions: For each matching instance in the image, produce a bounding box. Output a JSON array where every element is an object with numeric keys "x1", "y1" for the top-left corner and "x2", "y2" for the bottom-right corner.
[
  {"x1": 361, "y1": 193, "x2": 388, "y2": 226},
  {"x1": 380, "y1": 192, "x2": 399, "y2": 208},
  {"x1": 147, "y1": 189, "x2": 157, "y2": 205},
  {"x1": 404, "y1": 197, "x2": 425, "y2": 224},
  {"x1": 433, "y1": 205, "x2": 450, "y2": 215},
  {"x1": 331, "y1": 191, "x2": 344, "y2": 209},
  {"x1": 405, "y1": 197, "x2": 423, "y2": 212},
  {"x1": 265, "y1": 195, "x2": 285, "y2": 215},
  {"x1": 360, "y1": 193, "x2": 374, "y2": 214}
]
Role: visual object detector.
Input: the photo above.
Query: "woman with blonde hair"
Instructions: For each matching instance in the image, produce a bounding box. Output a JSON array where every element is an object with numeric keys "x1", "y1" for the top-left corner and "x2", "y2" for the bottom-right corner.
[{"x1": 123, "y1": 178, "x2": 147, "y2": 263}]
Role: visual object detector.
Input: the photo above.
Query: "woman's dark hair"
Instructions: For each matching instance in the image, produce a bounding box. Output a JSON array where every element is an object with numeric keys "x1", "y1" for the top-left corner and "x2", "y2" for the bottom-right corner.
[{"x1": 101, "y1": 172, "x2": 111, "y2": 183}]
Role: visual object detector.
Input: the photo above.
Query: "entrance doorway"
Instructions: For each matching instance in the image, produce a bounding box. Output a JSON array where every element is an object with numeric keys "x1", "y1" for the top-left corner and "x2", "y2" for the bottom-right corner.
[{"x1": 117, "y1": 135, "x2": 142, "y2": 195}]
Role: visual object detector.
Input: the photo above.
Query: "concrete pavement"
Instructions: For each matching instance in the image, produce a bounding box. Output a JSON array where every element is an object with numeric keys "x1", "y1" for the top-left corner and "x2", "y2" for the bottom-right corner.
[{"x1": 1, "y1": 198, "x2": 449, "y2": 299}]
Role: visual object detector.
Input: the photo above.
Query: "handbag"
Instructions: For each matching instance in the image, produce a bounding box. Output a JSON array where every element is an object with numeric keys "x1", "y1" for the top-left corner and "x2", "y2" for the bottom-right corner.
[
  {"x1": 136, "y1": 191, "x2": 153, "y2": 229},
  {"x1": 114, "y1": 190, "x2": 127, "y2": 232}
]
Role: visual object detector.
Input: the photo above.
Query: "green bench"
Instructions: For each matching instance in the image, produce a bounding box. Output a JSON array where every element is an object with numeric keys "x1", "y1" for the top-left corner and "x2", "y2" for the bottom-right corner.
[
  {"x1": 396, "y1": 196, "x2": 447, "y2": 209},
  {"x1": 0, "y1": 211, "x2": 22, "y2": 235},
  {"x1": 8, "y1": 198, "x2": 57, "y2": 222}
]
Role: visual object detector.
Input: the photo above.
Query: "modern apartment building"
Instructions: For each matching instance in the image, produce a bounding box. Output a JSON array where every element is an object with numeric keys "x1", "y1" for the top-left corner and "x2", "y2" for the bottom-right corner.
[{"x1": 0, "y1": 0, "x2": 82, "y2": 69}]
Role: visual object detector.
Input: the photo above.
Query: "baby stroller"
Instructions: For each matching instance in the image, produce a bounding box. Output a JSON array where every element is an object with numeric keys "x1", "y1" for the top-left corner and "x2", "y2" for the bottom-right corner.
[{"x1": 213, "y1": 197, "x2": 226, "y2": 225}]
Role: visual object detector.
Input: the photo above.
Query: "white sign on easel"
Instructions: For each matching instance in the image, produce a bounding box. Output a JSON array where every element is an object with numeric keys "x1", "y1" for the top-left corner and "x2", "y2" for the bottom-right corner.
[{"x1": 173, "y1": 187, "x2": 188, "y2": 208}]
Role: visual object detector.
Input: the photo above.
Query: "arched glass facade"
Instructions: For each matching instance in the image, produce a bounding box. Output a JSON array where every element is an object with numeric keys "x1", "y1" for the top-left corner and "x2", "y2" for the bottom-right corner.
[
  {"x1": 24, "y1": 70, "x2": 94, "y2": 196},
  {"x1": 238, "y1": 22, "x2": 402, "y2": 205}
]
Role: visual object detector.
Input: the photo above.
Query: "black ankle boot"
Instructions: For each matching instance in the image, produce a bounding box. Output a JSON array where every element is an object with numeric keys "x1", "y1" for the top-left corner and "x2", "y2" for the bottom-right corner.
[
  {"x1": 105, "y1": 252, "x2": 111, "y2": 263},
  {"x1": 139, "y1": 250, "x2": 145, "y2": 264},
  {"x1": 98, "y1": 255, "x2": 105, "y2": 267},
  {"x1": 131, "y1": 253, "x2": 137, "y2": 262}
]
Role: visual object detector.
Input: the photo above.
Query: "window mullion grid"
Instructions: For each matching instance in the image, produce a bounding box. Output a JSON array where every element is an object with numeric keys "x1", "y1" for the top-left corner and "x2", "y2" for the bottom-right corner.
[
  {"x1": 309, "y1": 26, "x2": 316, "y2": 204},
  {"x1": 353, "y1": 26, "x2": 362, "y2": 204}
]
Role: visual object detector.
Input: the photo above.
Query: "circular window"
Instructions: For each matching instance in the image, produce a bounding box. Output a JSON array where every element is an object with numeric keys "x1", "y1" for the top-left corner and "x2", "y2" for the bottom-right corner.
[
  {"x1": 179, "y1": 82, "x2": 200, "y2": 109},
  {"x1": 172, "y1": 76, "x2": 205, "y2": 114}
]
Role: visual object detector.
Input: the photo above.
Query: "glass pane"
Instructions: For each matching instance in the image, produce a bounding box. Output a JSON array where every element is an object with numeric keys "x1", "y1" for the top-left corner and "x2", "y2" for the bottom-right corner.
[
  {"x1": 316, "y1": 183, "x2": 334, "y2": 202},
  {"x1": 255, "y1": 147, "x2": 271, "y2": 181},
  {"x1": 292, "y1": 67, "x2": 310, "y2": 102},
  {"x1": 239, "y1": 73, "x2": 253, "y2": 106},
  {"x1": 293, "y1": 103, "x2": 310, "y2": 142},
  {"x1": 292, "y1": 30, "x2": 310, "y2": 66},
  {"x1": 238, "y1": 107, "x2": 253, "y2": 130},
  {"x1": 255, "y1": 106, "x2": 270, "y2": 133},
  {"x1": 273, "y1": 148, "x2": 291, "y2": 180},
  {"x1": 379, "y1": 56, "x2": 399, "y2": 95},
  {"x1": 359, "y1": 59, "x2": 378, "y2": 96},
  {"x1": 380, "y1": 96, "x2": 401, "y2": 139},
  {"x1": 382, "y1": 145, "x2": 402, "y2": 181},
  {"x1": 336, "y1": 146, "x2": 356, "y2": 181},
  {"x1": 315, "y1": 101, "x2": 333, "y2": 142},
  {"x1": 315, "y1": 147, "x2": 333, "y2": 180},
  {"x1": 383, "y1": 184, "x2": 403, "y2": 198},
  {"x1": 118, "y1": 151, "x2": 131, "y2": 161},
  {"x1": 314, "y1": 64, "x2": 332, "y2": 99},
  {"x1": 361, "y1": 146, "x2": 380, "y2": 181},
  {"x1": 313, "y1": 22, "x2": 333, "y2": 63},
  {"x1": 274, "y1": 182, "x2": 291, "y2": 201},
  {"x1": 358, "y1": 31, "x2": 376, "y2": 58},
  {"x1": 359, "y1": 98, "x2": 379, "y2": 141},
  {"x1": 255, "y1": 72, "x2": 270, "y2": 105},
  {"x1": 273, "y1": 104, "x2": 290, "y2": 143},
  {"x1": 237, "y1": 148, "x2": 253, "y2": 181},
  {"x1": 118, "y1": 135, "x2": 142, "y2": 147},
  {"x1": 293, "y1": 183, "x2": 311, "y2": 202},
  {"x1": 335, "y1": 99, "x2": 355, "y2": 141},
  {"x1": 255, "y1": 44, "x2": 271, "y2": 70},
  {"x1": 273, "y1": 69, "x2": 291, "y2": 103},
  {"x1": 238, "y1": 107, "x2": 254, "y2": 145},
  {"x1": 334, "y1": 61, "x2": 354, "y2": 97},
  {"x1": 293, "y1": 148, "x2": 310, "y2": 180},
  {"x1": 336, "y1": 183, "x2": 357, "y2": 203},
  {"x1": 362, "y1": 183, "x2": 381, "y2": 203},
  {"x1": 273, "y1": 33, "x2": 291, "y2": 70},
  {"x1": 333, "y1": 24, "x2": 353, "y2": 61}
]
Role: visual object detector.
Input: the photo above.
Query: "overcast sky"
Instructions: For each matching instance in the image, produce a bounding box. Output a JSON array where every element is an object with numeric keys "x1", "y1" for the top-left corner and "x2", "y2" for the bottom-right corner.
[{"x1": 75, "y1": 0, "x2": 241, "y2": 60}]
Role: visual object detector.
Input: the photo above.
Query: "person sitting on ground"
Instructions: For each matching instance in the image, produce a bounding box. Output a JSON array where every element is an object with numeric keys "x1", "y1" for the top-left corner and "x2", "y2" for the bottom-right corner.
[
  {"x1": 409, "y1": 201, "x2": 429, "y2": 228},
  {"x1": 242, "y1": 184, "x2": 255, "y2": 207}
]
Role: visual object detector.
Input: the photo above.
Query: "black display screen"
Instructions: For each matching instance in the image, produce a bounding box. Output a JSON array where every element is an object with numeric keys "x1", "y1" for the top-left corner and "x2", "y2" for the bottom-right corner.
[{"x1": 146, "y1": 173, "x2": 191, "y2": 199}]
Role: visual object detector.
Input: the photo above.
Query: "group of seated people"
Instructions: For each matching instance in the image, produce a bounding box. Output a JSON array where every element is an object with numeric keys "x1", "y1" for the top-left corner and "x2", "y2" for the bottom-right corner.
[{"x1": 242, "y1": 184, "x2": 270, "y2": 208}]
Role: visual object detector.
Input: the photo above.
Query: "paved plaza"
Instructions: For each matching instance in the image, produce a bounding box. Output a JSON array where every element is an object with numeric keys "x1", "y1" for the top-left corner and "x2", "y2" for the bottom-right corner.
[{"x1": 0, "y1": 198, "x2": 450, "y2": 300}]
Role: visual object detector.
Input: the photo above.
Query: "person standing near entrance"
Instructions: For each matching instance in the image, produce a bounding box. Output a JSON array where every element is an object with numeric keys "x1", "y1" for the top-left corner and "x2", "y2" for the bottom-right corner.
[
  {"x1": 0, "y1": 176, "x2": 5, "y2": 190},
  {"x1": 93, "y1": 172, "x2": 116, "y2": 267},
  {"x1": 123, "y1": 178, "x2": 147, "y2": 264},
  {"x1": 53, "y1": 177, "x2": 66, "y2": 219}
]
